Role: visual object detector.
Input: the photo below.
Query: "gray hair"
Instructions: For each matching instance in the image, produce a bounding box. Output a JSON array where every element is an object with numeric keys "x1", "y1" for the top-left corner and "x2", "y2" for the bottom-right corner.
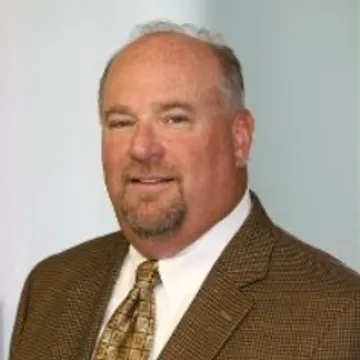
[{"x1": 98, "y1": 20, "x2": 245, "y2": 114}]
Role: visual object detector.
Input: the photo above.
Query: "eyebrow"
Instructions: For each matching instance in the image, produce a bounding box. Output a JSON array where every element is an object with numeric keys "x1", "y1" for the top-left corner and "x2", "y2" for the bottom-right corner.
[
  {"x1": 104, "y1": 105, "x2": 136, "y2": 120},
  {"x1": 103, "y1": 101, "x2": 195, "y2": 121},
  {"x1": 154, "y1": 101, "x2": 195, "y2": 113}
]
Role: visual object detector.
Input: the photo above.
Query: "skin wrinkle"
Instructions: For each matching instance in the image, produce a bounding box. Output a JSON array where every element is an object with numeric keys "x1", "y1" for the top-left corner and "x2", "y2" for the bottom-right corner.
[
  {"x1": 98, "y1": 33, "x2": 234, "y2": 115},
  {"x1": 101, "y1": 32, "x2": 254, "y2": 259}
]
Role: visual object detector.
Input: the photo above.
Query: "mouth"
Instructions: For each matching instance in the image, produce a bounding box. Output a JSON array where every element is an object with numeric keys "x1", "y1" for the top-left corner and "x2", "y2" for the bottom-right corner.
[{"x1": 127, "y1": 177, "x2": 176, "y2": 188}]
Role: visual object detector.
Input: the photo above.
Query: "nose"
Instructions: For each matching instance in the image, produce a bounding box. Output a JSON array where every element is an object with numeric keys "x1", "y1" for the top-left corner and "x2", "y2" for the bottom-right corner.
[{"x1": 129, "y1": 123, "x2": 164, "y2": 162}]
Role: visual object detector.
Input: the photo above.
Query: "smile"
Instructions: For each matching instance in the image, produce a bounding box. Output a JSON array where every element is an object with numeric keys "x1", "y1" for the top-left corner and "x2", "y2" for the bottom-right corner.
[{"x1": 128, "y1": 177, "x2": 175, "y2": 189}]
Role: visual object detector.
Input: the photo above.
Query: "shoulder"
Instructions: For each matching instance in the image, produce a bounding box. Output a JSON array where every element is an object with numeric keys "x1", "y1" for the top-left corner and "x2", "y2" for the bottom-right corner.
[
  {"x1": 270, "y1": 224, "x2": 360, "y2": 294},
  {"x1": 249, "y1": 191, "x2": 360, "y2": 294},
  {"x1": 27, "y1": 231, "x2": 126, "y2": 284}
]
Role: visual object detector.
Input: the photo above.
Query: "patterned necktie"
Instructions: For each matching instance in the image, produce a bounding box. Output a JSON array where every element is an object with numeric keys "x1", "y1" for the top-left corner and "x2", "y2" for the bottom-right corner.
[{"x1": 95, "y1": 260, "x2": 159, "y2": 360}]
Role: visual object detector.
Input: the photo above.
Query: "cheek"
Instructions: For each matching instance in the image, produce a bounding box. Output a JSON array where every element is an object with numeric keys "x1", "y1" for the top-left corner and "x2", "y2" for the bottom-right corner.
[
  {"x1": 102, "y1": 136, "x2": 127, "y2": 180},
  {"x1": 183, "y1": 128, "x2": 236, "y2": 188},
  {"x1": 175, "y1": 140, "x2": 215, "y2": 191}
]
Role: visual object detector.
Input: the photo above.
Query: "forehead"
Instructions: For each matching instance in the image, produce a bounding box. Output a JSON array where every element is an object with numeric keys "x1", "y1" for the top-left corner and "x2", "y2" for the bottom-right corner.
[{"x1": 102, "y1": 33, "x2": 224, "y2": 108}]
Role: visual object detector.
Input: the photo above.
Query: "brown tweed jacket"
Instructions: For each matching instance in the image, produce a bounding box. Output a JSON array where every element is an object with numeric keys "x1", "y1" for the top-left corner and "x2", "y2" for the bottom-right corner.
[{"x1": 9, "y1": 193, "x2": 360, "y2": 360}]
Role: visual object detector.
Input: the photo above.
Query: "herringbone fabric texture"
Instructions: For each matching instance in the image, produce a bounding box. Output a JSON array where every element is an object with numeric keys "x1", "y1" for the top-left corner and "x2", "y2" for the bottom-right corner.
[{"x1": 95, "y1": 260, "x2": 159, "y2": 360}]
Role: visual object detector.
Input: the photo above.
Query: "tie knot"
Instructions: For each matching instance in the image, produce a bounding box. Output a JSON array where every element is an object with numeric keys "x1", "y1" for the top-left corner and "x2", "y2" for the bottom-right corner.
[{"x1": 135, "y1": 260, "x2": 159, "y2": 290}]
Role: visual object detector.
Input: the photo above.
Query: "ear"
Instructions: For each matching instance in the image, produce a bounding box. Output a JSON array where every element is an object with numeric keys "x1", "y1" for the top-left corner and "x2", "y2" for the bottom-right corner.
[{"x1": 232, "y1": 108, "x2": 255, "y2": 167}]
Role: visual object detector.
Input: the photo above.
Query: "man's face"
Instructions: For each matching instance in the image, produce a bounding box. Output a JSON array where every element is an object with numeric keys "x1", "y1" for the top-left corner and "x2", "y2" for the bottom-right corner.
[{"x1": 101, "y1": 34, "x2": 253, "y2": 257}]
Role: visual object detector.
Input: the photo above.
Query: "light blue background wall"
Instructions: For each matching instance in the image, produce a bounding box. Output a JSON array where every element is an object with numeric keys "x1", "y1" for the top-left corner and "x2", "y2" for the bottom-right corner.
[
  {"x1": 1, "y1": 1, "x2": 359, "y2": 358},
  {"x1": 206, "y1": 1, "x2": 360, "y2": 268}
]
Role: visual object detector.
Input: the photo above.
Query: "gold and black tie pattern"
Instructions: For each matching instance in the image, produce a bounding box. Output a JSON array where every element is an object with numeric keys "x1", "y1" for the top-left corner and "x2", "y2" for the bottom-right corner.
[{"x1": 95, "y1": 260, "x2": 159, "y2": 360}]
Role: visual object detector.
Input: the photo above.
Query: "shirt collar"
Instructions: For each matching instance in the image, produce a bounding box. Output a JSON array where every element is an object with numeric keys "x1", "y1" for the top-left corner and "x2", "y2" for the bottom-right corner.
[{"x1": 128, "y1": 188, "x2": 251, "y2": 308}]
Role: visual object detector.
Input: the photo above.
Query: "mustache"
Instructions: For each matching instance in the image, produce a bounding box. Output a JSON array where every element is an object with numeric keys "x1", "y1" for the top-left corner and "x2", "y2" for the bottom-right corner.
[{"x1": 122, "y1": 163, "x2": 180, "y2": 182}]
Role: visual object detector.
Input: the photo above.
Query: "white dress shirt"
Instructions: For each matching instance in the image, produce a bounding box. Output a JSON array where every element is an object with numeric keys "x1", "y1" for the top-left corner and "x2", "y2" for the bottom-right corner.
[{"x1": 96, "y1": 189, "x2": 251, "y2": 359}]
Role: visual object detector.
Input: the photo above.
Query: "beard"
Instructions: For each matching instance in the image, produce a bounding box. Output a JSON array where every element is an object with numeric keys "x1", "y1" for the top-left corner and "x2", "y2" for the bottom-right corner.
[
  {"x1": 111, "y1": 163, "x2": 187, "y2": 239},
  {"x1": 121, "y1": 192, "x2": 187, "y2": 239}
]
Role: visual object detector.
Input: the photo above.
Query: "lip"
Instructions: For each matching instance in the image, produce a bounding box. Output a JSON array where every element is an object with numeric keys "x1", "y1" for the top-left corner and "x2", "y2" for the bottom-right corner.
[{"x1": 127, "y1": 177, "x2": 175, "y2": 189}]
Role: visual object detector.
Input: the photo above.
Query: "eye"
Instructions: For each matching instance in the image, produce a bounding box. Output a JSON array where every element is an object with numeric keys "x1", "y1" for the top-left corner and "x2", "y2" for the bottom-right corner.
[
  {"x1": 106, "y1": 117, "x2": 135, "y2": 129},
  {"x1": 164, "y1": 114, "x2": 190, "y2": 125}
]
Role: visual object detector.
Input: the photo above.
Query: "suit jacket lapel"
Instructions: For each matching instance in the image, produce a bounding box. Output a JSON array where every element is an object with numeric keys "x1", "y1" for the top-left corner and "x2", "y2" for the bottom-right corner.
[
  {"x1": 49, "y1": 233, "x2": 129, "y2": 360},
  {"x1": 158, "y1": 192, "x2": 275, "y2": 360},
  {"x1": 157, "y1": 265, "x2": 253, "y2": 360}
]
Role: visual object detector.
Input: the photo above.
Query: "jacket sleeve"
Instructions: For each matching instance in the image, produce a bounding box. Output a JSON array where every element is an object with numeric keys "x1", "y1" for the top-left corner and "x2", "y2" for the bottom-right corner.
[
  {"x1": 312, "y1": 295, "x2": 360, "y2": 359},
  {"x1": 8, "y1": 269, "x2": 34, "y2": 360}
]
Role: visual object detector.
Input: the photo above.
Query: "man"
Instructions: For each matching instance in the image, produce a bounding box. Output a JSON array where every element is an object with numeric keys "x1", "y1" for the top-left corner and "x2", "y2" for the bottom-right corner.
[{"x1": 9, "y1": 20, "x2": 360, "y2": 360}]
